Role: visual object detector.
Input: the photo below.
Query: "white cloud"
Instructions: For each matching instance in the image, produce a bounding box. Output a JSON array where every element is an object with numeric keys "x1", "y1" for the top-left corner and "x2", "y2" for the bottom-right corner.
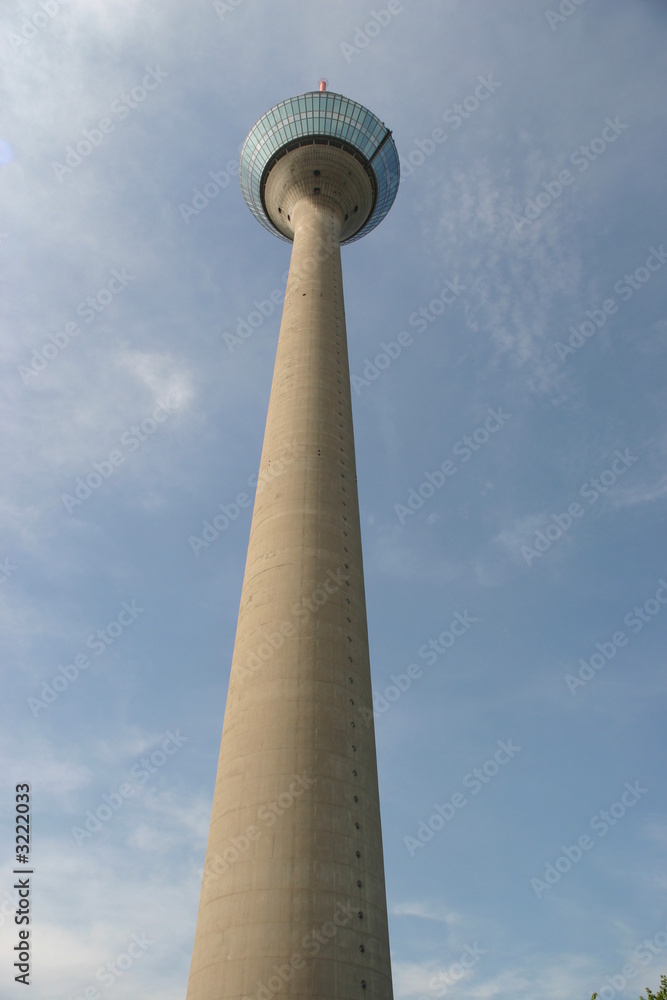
[{"x1": 391, "y1": 900, "x2": 463, "y2": 925}]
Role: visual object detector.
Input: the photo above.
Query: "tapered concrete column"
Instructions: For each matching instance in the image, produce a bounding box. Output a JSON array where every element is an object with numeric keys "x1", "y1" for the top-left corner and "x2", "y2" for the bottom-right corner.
[{"x1": 186, "y1": 194, "x2": 394, "y2": 998}]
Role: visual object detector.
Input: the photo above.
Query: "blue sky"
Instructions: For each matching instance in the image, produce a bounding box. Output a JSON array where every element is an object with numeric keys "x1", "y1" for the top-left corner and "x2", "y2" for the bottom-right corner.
[{"x1": 1, "y1": 1, "x2": 666, "y2": 997}]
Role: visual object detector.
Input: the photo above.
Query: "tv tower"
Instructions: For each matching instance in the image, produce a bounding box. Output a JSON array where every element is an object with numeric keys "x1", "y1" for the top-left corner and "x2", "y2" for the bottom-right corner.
[{"x1": 186, "y1": 82, "x2": 399, "y2": 999}]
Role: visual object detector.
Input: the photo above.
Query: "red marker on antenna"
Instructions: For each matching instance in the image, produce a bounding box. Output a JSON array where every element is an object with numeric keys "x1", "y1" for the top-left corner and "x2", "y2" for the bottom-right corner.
[{"x1": 319, "y1": 78, "x2": 327, "y2": 92}]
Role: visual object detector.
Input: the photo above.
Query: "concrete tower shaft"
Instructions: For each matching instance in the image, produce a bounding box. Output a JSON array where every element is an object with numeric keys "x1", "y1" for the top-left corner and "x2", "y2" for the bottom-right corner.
[{"x1": 186, "y1": 90, "x2": 399, "y2": 999}]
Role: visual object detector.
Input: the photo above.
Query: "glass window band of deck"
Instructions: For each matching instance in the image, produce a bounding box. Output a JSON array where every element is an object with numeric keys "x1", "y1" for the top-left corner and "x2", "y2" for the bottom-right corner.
[{"x1": 239, "y1": 91, "x2": 400, "y2": 244}]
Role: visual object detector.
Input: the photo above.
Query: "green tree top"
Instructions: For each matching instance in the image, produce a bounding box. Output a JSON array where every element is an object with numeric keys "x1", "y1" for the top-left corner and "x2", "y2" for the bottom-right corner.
[{"x1": 592, "y1": 973, "x2": 667, "y2": 1000}]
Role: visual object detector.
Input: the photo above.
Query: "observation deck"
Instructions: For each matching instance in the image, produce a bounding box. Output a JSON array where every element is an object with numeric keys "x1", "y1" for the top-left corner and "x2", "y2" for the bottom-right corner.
[{"x1": 239, "y1": 88, "x2": 400, "y2": 244}]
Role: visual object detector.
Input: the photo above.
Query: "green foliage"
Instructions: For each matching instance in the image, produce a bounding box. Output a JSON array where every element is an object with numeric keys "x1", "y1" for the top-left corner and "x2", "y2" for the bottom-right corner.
[
  {"x1": 643, "y1": 974, "x2": 667, "y2": 1000},
  {"x1": 591, "y1": 973, "x2": 667, "y2": 1000}
]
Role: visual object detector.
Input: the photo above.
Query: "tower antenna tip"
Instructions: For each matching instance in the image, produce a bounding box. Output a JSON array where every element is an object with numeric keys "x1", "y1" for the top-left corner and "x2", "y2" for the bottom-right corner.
[{"x1": 319, "y1": 78, "x2": 328, "y2": 92}]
